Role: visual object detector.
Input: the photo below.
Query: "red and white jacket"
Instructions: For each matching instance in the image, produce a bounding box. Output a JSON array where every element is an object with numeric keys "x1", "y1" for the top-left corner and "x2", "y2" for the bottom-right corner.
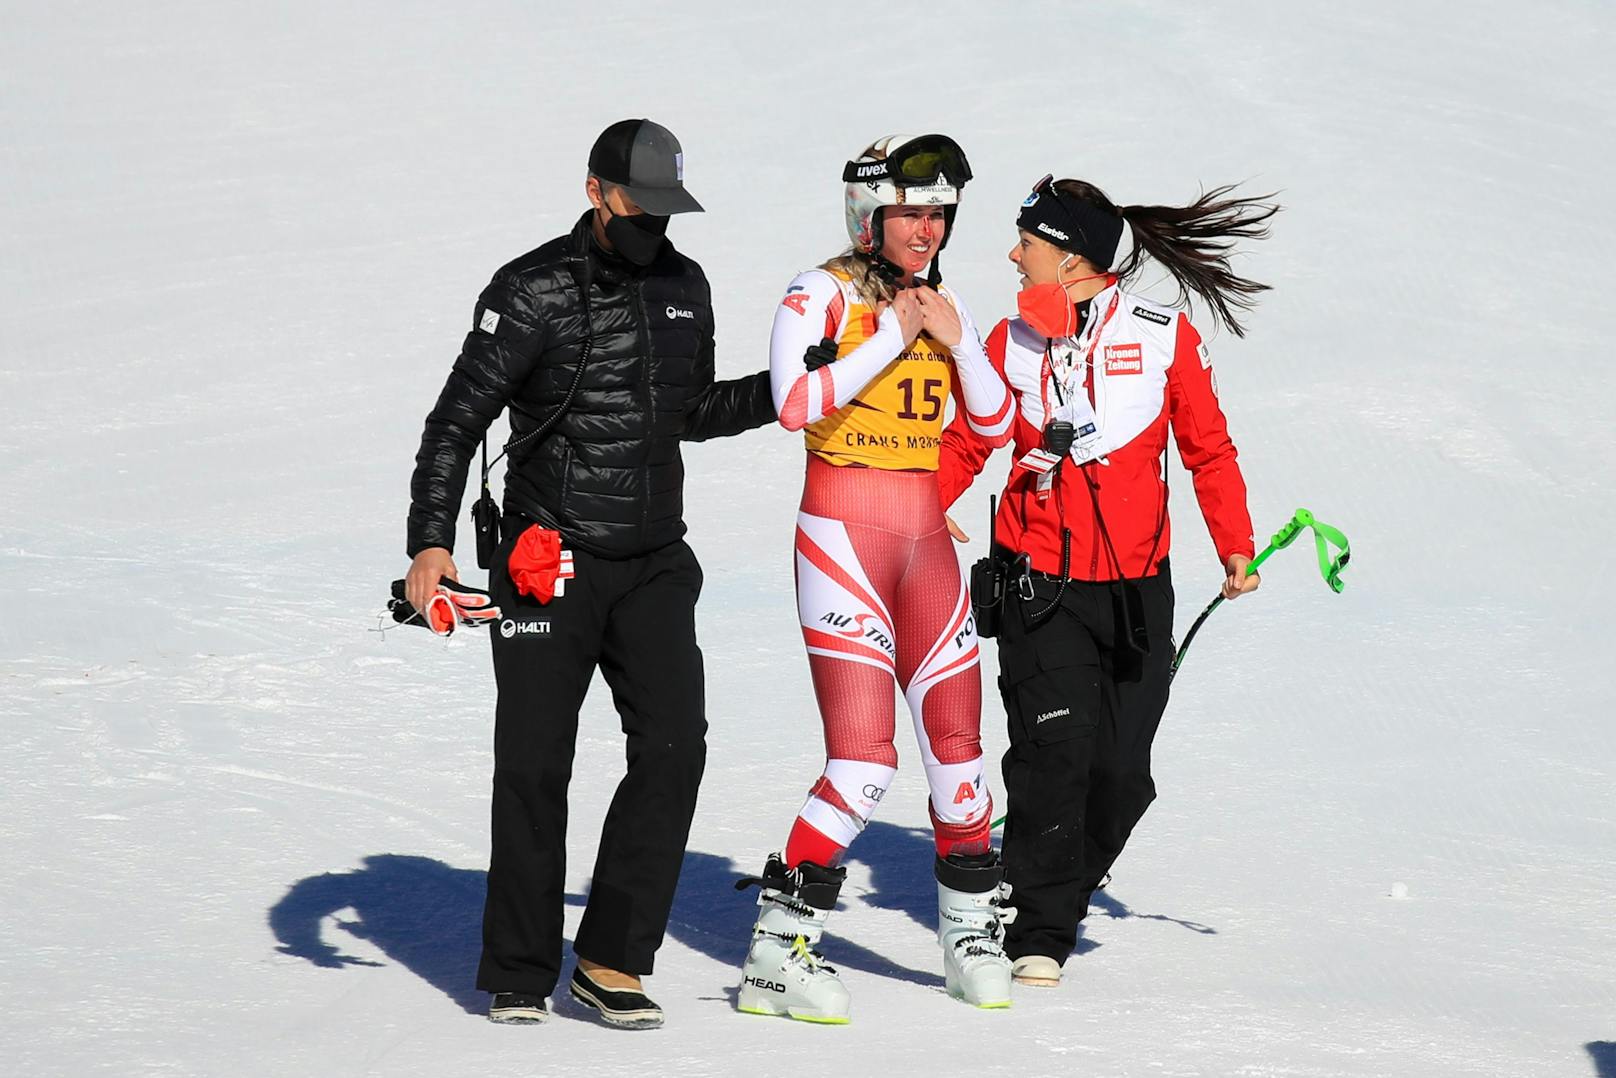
[{"x1": 938, "y1": 285, "x2": 1254, "y2": 580}]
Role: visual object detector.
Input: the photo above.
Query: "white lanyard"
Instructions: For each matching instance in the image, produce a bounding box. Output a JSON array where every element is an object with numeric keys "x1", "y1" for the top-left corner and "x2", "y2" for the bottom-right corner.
[{"x1": 1016, "y1": 292, "x2": 1120, "y2": 482}]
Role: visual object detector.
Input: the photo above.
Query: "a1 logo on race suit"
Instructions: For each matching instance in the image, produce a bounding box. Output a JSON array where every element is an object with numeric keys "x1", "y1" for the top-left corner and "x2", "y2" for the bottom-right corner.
[{"x1": 780, "y1": 284, "x2": 811, "y2": 316}]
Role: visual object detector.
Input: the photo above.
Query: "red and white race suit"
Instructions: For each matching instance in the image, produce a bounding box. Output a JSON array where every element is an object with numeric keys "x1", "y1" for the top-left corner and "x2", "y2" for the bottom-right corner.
[{"x1": 768, "y1": 268, "x2": 1013, "y2": 868}]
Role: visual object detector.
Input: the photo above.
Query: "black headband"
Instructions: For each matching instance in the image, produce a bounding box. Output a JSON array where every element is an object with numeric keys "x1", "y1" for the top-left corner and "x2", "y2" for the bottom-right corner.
[{"x1": 1015, "y1": 180, "x2": 1125, "y2": 268}]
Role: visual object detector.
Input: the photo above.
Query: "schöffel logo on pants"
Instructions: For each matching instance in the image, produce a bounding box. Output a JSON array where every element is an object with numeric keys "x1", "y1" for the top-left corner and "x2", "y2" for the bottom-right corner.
[{"x1": 499, "y1": 618, "x2": 552, "y2": 640}]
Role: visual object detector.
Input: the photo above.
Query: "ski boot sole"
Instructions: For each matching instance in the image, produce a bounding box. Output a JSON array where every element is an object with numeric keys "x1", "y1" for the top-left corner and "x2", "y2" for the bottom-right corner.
[
  {"x1": 945, "y1": 978, "x2": 1012, "y2": 1009},
  {"x1": 946, "y1": 991, "x2": 1012, "y2": 1009},
  {"x1": 737, "y1": 1003, "x2": 850, "y2": 1025}
]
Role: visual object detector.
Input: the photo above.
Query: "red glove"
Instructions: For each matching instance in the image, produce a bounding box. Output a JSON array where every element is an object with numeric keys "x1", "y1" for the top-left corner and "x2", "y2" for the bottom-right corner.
[{"x1": 388, "y1": 578, "x2": 501, "y2": 636}]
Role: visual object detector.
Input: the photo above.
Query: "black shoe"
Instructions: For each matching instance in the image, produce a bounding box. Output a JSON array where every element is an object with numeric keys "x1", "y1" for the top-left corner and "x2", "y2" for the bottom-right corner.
[
  {"x1": 569, "y1": 967, "x2": 664, "y2": 1029},
  {"x1": 488, "y1": 991, "x2": 550, "y2": 1024}
]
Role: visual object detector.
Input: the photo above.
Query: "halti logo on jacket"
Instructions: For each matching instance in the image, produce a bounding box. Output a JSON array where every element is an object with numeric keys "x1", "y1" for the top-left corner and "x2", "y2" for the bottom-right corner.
[
  {"x1": 665, "y1": 305, "x2": 695, "y2": 320},
  {"x1": 499, "y1": 618, "x2": 552, "y2": 639},
  {"x1": 1105, "y1": 343, "x2": 1143, "y2": 375},
  {"x1": 1132, "y1": 305, "x2": 1172, "y2": 326}
]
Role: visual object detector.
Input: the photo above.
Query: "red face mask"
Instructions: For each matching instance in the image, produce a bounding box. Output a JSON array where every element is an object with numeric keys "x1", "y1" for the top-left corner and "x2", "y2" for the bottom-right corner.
[{"x1": 1016, "y1": 269, "x2": 1116, "y2": 339}]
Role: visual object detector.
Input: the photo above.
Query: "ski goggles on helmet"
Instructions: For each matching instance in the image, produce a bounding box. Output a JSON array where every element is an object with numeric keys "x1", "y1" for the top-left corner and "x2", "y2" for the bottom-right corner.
[{"x1": 842, "y1": 134, "x2": 973, "y2": 188}]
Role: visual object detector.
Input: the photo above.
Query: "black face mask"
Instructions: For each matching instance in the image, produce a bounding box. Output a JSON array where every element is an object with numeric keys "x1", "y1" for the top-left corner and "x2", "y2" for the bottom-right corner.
[{"x1": 601, "y1": 208, "x2": 669, "y2": 266}]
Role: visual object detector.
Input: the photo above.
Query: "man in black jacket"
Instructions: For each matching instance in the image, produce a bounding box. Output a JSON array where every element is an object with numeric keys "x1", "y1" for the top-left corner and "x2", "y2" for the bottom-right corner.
[{"x1": 404, "y1": 119, "x2": 775, "y2": 1028}]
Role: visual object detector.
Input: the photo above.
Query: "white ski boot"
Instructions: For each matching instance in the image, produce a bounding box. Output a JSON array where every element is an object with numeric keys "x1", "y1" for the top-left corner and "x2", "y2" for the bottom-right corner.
[
  {"x1": 936, "y1": 852, "x2": 1017, "y2": 1008},
  {"x1": 735, "y1": 854, "x2": 851, "y2": 1024}
]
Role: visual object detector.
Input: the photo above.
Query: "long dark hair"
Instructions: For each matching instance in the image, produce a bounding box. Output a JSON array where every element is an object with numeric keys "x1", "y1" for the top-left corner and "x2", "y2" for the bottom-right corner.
[{"x1": 1055, "y1": 179, "x2": 1279, "y2": 338}]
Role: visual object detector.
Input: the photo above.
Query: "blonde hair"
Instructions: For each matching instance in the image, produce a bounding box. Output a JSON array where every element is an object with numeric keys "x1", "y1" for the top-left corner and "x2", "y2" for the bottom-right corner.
[{"x1": 817, "y1": 251, "x2": 897, "y2": 307}]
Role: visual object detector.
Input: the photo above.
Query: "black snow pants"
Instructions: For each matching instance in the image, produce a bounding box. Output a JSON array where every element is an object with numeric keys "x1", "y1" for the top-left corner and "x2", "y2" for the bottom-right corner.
[
  {"x1": 475, "y1": 521, "x2": 707, "y2": 997},
  {"x1": 996, "y1": 560, "x2": 1175, "y2": 964}
]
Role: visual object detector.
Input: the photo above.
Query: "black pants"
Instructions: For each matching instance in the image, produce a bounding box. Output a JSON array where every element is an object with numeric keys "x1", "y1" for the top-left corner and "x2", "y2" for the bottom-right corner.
[
  {"x1": 475, "y1": 526, "x2": 707, "y2": 996},
  {"x1": 996, "y1": 562, "x2": 1174, "y2": 964}
]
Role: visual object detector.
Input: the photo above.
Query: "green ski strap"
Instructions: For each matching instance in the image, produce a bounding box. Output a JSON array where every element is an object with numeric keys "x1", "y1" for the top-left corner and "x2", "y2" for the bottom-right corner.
[{"x1": 1168, "y1": 508, "x2": 1349, "y2": 681}]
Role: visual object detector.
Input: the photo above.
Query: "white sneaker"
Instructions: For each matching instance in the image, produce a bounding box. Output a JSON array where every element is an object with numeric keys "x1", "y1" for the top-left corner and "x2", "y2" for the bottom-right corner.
[
  {"x1": 936, "y1": 853, "x2": 1017, "y2": 1008},
  {"x1": 736, "y1": 855, "x2": 851, "y2": 1024},
  {"x1": 1010, "y1": 954, "x2": 1062, "y2": 987}
]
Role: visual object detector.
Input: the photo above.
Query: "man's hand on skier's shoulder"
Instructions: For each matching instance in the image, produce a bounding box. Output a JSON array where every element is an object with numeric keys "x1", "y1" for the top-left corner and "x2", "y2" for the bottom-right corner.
[{"x1": 803, "y1": 336, "x2": 838, "y2": 371}]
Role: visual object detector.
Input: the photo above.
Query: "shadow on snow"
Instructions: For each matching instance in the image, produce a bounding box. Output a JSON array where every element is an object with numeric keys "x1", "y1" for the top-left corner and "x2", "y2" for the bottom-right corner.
[{"x1": 267, "y1": 820, "x2": 1214, "y2": 1013}]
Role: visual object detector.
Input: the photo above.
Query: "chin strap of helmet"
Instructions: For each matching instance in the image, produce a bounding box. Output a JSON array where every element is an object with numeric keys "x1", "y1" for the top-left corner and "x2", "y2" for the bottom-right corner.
[{"x1": 867, "y1": 252, "x2": 905, "y2": 287}]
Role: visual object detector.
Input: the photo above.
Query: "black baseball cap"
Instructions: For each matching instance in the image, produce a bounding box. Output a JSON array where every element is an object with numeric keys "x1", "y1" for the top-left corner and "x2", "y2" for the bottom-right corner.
[{"x1": 588, "y1": 118, "x2": 704, "y2": 215}]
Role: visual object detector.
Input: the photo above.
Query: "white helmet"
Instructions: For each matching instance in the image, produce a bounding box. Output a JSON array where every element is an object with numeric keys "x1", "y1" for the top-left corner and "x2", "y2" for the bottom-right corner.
[{"x1": 842, "y1": 133, "x2": 973, "y2": 256}]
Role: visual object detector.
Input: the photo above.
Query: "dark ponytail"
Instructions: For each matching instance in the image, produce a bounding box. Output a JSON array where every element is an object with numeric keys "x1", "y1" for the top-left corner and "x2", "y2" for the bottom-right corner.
[{"x1": 1053, "y1": 179, "x2": 1279, "y2": 338}]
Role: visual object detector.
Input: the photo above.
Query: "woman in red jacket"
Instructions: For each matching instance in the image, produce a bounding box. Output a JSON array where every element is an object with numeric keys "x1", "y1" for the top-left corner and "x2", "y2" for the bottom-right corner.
[{"x1": 937, "y1": 174, "x2": 1277, "y2": 988}]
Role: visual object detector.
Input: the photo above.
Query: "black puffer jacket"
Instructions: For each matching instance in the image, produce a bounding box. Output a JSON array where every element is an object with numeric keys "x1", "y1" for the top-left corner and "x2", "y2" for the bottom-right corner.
[{"x1": 408, "y1": 212, "x2": 775, "y2": 559}]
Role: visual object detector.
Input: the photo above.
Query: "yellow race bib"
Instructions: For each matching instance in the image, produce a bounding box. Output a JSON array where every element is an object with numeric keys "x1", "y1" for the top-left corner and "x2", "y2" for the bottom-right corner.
[{"x1": 805, "y1": 271, "x2": 954, "y2": 470}]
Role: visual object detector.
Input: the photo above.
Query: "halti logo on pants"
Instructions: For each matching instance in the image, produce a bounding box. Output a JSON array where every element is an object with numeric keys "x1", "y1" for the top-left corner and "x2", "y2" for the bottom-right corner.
[{"x1": 499, "y1": 618, "x2": 552, "y2": 640}]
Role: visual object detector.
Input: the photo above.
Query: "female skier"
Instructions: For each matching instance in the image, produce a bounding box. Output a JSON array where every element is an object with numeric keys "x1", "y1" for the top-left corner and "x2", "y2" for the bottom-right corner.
[
  {"x1": 736, "y1": 134, "x2": 1015, "y2": 1022},
  {"x1": 937, "y1": 174, "x2": 1277, "y2": 988}
]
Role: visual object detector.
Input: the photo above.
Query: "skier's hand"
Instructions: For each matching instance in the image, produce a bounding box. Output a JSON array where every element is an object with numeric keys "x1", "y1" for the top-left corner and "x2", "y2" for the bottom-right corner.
[
  {"x1": 406, "y1": 547, "x2": 458, "y2": 614},
  {"x1": 914, "y1": 287, "x2": 962, "y2": 348},
  {"x1": 803, "y1": 336, "x2": 838, "y2": 371},
  {"x1": 945, "y1": 513, "x2": 969, "y2": 543},
  {"x1": 888, "y1": 289, "x2": 925, "y2": 344},
  {"x1": 1222, "y1": 554, "x2": 1260, "y2": 600}
]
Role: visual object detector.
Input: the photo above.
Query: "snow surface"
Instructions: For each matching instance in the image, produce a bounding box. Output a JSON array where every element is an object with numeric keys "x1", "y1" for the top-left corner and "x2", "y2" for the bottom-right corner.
[{"x1": 4, "y1": 3, "x2": 1614, "y2": 1076}]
